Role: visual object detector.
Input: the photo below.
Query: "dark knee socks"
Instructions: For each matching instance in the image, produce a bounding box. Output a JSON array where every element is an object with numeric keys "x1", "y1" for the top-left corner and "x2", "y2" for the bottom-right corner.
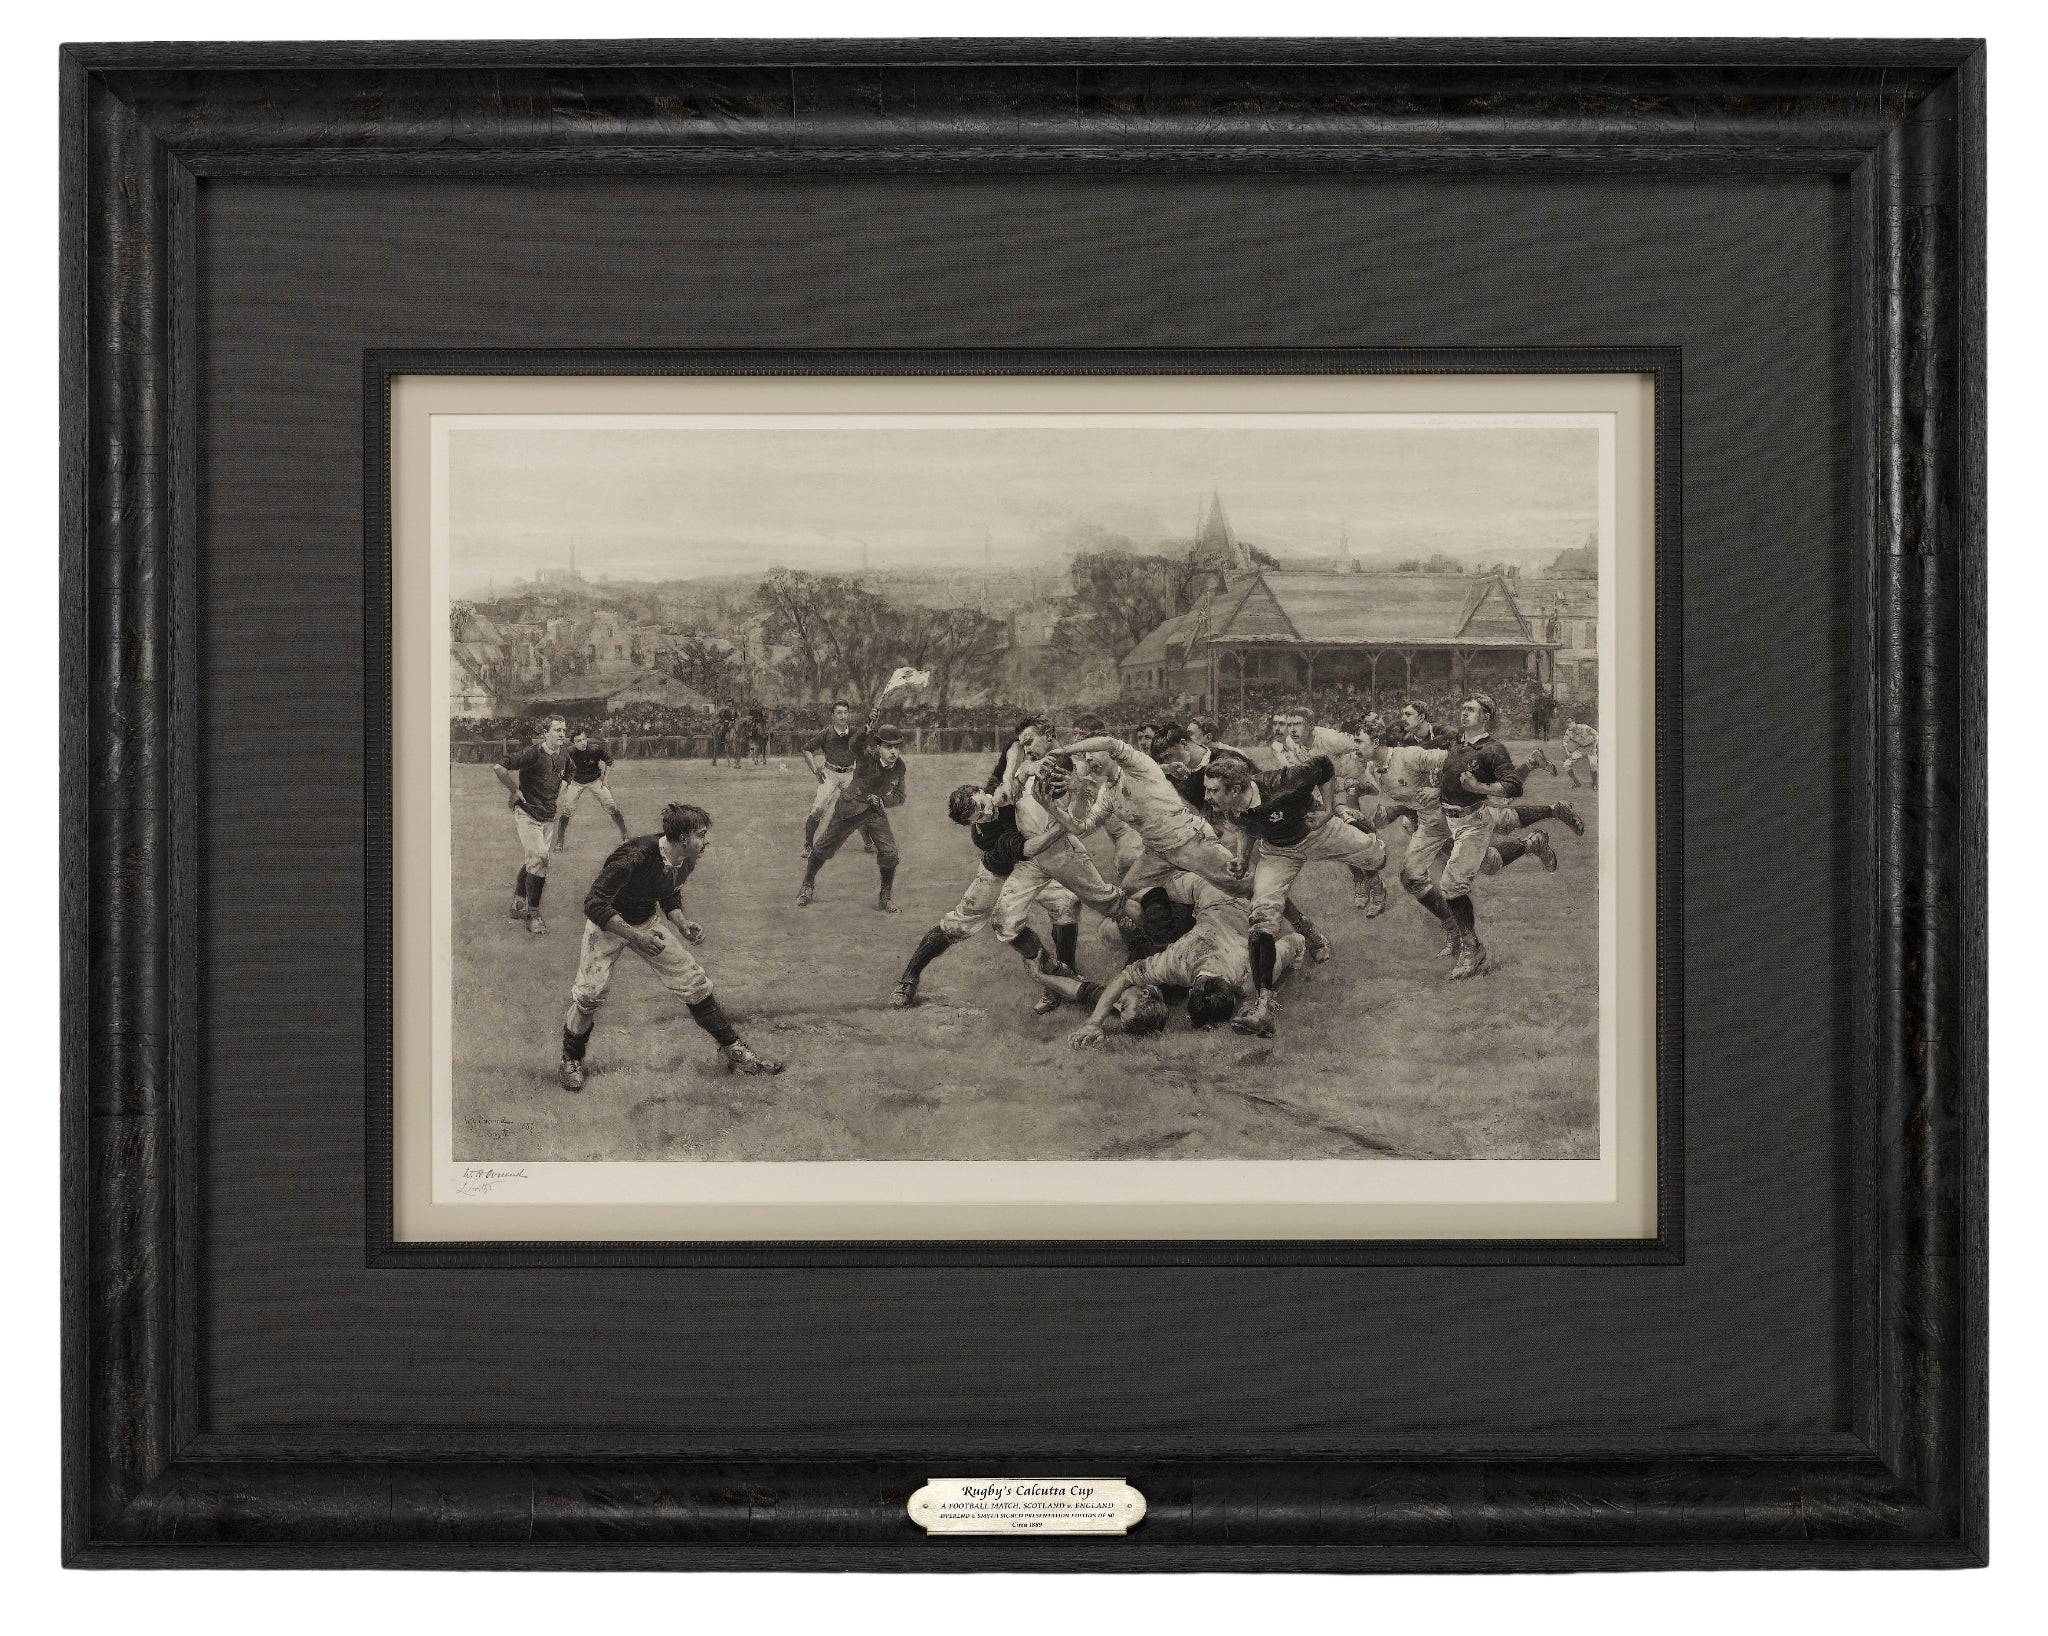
[
  {"x1": 902, "y1": 926, "x2": 956, "y2": 982},
  {"x1": 1408, "y1": 879, "x2": 1455, "y2": 926},
  {"x1": 1008, "y1": 926, "x2": 1047, "y2": 965},
  {"x1": 561, "y1": 1016, "x2": 592, "y2": 1061},
  {"x1": 1492, "y1": 837, "x2": 1528, "y2": 868},
  {"x1": 1445, "y1": 894, "x2": 1477, "y2": 938},
  {"x1": 525, "y1": 871, "x2": 546, "y2": 910},
  {"x1": 1051, "y1": 921, "x2": 1079, "y2": 970},
  {"x1": 1249, "y1": 930, "x2": 1277, "y2": 992},
  {"x1": 688, "y1": 994, "x2": 738, "y2": 1047}
]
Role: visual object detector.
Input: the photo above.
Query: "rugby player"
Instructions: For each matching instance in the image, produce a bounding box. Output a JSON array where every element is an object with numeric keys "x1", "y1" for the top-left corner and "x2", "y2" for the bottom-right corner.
[
  {"x1": 796, "y1": 670, "x2": 926, "y2": 912},
  {"x1": 1560, "y1": 716, "x2": 1599, "y2": 787},
  {"x1": 552, "y1": 726, "x2": 630, "y2": 852},
  {"x1": 1204, "y1": 751, "x2": 1388, "y2": 1036},
  {"x1": 1053, "y1": 729, "x2": 1245, "y2": 895},
  {"x1": 1401, "y1": 692, "x2": 1524, "y2": 980},
  {"x1": 799, "y1": 701, "x2": 860, "y2": 856},
  {"x1": 493, "y1": 715, "x2": 570, "y2": 935},
  {"x1": 1046, "y1": 872, "x2": 1304, "y2": 1044},
  {"x1": 557, "y1": 801, "x2": 783, "y2": 1088},
  {"x1": 891, "y1": 776, "x2": 1090, "y2": 1008},
  {"x1": 1267, "y1": 702, "x2": 1387, "y2": 916}
]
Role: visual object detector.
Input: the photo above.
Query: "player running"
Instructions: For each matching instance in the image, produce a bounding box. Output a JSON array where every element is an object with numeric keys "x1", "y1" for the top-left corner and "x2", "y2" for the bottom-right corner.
[
  {"x1": 796, "y1": 668, "x2": 926, "y2": 913},
  {"x1": 493, "y1": 715, "x2": 570, "y2": 935},
  {"x1": 799, "y1": 700, "x2": 860, "y2": 856},
  {"x1": 1204, "y1": 751, "x2": 1389, "y2": 1037},
  {"x1": 557, "y1": 800, "x2": 782, "y2": 1087},
  {"x1": 1267, "y1": 702, "x2": 1387, "y2": 916},
  {"x1": 552, "y1": 726, "x2": 630, "y2": 852},
  {"x1": 1560, "y1": 716, "x2": 1599, "y2": 788},
  {"x1": 1400, "y1": 692, "x2": 1524, "y2": 980}
]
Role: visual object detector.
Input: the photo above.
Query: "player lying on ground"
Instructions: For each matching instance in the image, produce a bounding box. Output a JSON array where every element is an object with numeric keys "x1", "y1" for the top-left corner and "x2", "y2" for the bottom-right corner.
[
  {"x1": 494, "y1": 714, "x2": 570, "y2": 935},
  {"x1": 1044, "y1": 872, "x2": 1305, "y2": 1044},
  {"x1": 558, "y1": 801, "x2": 783, "y2": 1088},
  {"x1": 796, "y1": 668, "x2": 927, "y2": 913},
  {"x1": 552, "y1": 727, "x2": 631, "y2": 851},
  {"x1": 1204, "y1": 751, "x2": 1389, "y2": 1037},
  {"x1": 1399, "y1": 692, "x2": 1524, "y2": 981}
]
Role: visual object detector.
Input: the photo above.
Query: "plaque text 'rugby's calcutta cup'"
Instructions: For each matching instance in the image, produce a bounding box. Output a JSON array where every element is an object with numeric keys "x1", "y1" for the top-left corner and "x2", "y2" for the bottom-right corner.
[{"x1": 907, "y1": 1479, "x2": 1146, "y2": 1536}]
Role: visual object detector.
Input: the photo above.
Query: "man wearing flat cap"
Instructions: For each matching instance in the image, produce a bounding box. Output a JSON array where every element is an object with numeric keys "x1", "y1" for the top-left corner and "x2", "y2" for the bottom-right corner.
[{"x1": 796, "y1": 685, "x2": 915, "y2": 914}]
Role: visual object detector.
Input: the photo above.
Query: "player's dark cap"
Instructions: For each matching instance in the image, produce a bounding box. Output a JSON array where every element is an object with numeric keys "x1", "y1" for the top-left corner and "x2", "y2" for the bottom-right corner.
[
  {"x1": 873, "y1": 725, "x2": 905, "y2": 746},
  {"x1": 1186, "y1": 975, "x2": 1237, "y2": 1030},
  {"x1": 1463, "y1": 692, "x2": 1499, "y2": 721},
  {"x1": 661, "y1": 801, "x2": 711, "y2": 841},
  {"x1": 946, "y1": 785, "x2": 982, "y2": 825}
]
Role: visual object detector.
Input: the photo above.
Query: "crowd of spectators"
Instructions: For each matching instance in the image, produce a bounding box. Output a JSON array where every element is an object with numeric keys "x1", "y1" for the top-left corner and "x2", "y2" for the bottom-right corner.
[{"x1": 451, "y1": 672, "x2": 1595, "y2": 761}]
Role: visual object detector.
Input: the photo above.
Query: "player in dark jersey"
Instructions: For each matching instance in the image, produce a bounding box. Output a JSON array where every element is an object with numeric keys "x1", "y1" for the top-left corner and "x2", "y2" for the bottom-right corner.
[
  {"x1": 797, "y1": 702, "x2": 908, "y2": 912},
  {"x1": 1401, "y1": 692, "x2": 1525, "y2": 979},
  {"x1": 1205, "y1": 752, "x2": 1389, "y2": 1036},
  {"x1": 890, "y1": 776, "x2": 1087, "y2": 1007},
  {"x1": 800, "y1": 701, "x2": 861, "y2": 856},
  {"x1": 493, "y1": 715, "x2": 569, "y2": 935},
  {"x1": 557, "y1": 801, "x2": 782, "y2": 1087},
  {"x1": 745, "y1": 704, "x2": 769, "y2": 768},
  {"x1": 552, "y1": 727, "x2": 630, "y2": 851}
]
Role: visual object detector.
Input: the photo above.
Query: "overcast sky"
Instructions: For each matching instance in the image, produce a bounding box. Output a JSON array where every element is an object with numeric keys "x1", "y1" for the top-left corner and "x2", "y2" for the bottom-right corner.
[{"x1": 446, "y1": 421, "x2": 1598, "y2": 594}]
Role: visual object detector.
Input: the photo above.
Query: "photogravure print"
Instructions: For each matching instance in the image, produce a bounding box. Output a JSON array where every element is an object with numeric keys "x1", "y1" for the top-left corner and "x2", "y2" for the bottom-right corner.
[{"x1": 433, "y1": 408, "x2": 1614, "y2": 1181}]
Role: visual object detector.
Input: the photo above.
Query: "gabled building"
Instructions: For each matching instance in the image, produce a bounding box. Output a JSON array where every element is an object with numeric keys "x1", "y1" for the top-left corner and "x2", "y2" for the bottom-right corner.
[{"x1": 1117, "y1": 569, "x2": 1556, "y2": 708}]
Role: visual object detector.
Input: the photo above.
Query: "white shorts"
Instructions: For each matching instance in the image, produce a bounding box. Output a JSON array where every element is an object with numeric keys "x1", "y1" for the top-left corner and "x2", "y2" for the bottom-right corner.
[
  {"x1": 513, "y1": 809, "x2": 553, "y2": 873},
  {"x1": 992, "y1": 858, "x2": 1084, "y2": 939},
  {"x1": 808, "y1": 766, "x2": 854, "y2": 819},
  {"x1": 938, "y1": 863, "x2": 1008, "y2": 939},
  {"x1": 569, "y1": 916, "x2": 711, "y2": 1010}
]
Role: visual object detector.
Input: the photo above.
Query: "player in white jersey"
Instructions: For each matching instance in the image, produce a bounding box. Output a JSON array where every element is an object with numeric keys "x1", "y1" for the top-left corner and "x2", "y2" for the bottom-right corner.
[
  {"x1": 1559, "y1": 717, "x2": 1599, "y2": 787},
  {"x1": 1053, "y1": 731, "x2": 1245, "y2": 895}
]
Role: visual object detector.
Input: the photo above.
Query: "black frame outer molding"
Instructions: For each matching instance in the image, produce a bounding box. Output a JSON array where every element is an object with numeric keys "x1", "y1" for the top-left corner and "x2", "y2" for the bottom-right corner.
[{"x1": 60, "y1": 39, "x2": 1986, "y2": 1569}]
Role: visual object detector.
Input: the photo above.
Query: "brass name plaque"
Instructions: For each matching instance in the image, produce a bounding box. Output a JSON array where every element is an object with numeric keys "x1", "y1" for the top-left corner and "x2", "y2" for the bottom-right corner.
[{"x1": 908, "y1": 1478, "x2": 1146, "y2": 1536}]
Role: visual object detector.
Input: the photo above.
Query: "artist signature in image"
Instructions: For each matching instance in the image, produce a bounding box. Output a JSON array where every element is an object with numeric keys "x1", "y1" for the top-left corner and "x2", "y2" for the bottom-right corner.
[{"x1": 455, "y1": 1166, "x2": 531, "y2": 1197}]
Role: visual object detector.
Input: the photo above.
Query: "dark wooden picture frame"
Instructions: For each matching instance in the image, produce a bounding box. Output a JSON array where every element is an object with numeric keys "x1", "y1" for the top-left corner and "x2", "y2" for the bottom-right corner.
[{"x1": 62, "y1": 38, "x2": 1986, "y2": 1568}]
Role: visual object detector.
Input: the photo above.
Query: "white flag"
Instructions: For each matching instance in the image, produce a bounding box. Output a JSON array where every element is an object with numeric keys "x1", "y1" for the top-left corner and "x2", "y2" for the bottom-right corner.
[{"x1": 883, "y1": 666, "x2": 932, "y2": 696}]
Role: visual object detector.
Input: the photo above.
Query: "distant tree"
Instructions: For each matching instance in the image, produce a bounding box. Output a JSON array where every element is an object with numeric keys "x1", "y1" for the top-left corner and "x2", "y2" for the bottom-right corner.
[
  {"x1": 896, "y1": 605, "x2": 1010, "y2": 725},
  {"x1": 1048, "y1": 548, "x2": 1214, "y2": 668},
  {"x1": 1548, "y1": 542, "x2": 1597, "y2": 575},
  {"x1": 1244, "y1": 542, "x2": 1282, "y2": 570},
  {"x1": 666, "y1": 630, "x2": 750, "y2": 701},
  {"x1": 752, "y1": 569, "x2": 899, "y2": 705}
]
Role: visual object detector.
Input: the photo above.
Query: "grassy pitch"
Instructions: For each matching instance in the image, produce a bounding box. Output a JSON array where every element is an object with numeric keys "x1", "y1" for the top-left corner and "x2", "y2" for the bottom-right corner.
[{"x1": 450, "y1": 751, "x2": 1599, "y2": 1163}]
